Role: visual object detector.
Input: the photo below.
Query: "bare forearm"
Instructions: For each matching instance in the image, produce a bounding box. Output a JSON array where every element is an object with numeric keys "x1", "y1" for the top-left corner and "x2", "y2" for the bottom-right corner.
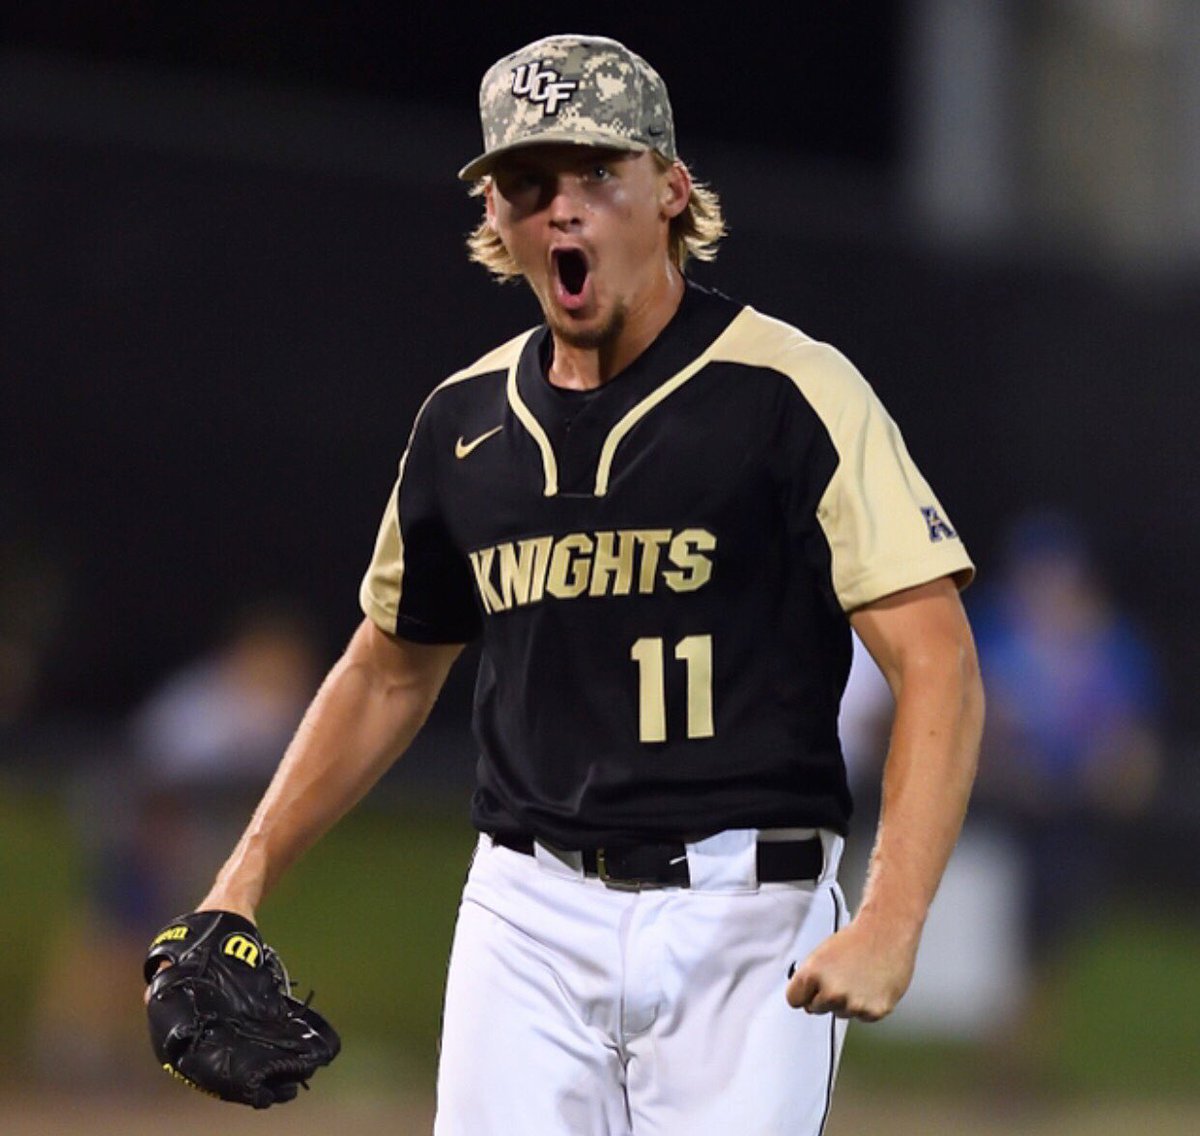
[
  {"x1": 200, "y1": 623, "x2": 460, "y2": 918},
  {"x1": 858, "y1": 643, "x2": 984, "y2": 937},
  {"x1": 786, "y1": 585, "x2": 984, "y2": 1021}
]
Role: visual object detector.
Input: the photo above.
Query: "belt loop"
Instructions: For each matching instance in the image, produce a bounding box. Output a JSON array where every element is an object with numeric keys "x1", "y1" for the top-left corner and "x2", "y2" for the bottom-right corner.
[
  {"x1": 684, "y1": 830, "x2": 758, "y2": 891},
  {"x1": 817, "y1": 830, "x2": 843, "y2": 884},
  {"x1": 532, "y1": 841, "x2": 585, "y2": 879}
]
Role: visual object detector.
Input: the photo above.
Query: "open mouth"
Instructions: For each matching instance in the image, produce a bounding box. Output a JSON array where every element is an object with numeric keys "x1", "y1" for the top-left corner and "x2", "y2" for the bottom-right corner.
[{"x1": 553, "y1": 249, "x2": 589, "y2": 297}]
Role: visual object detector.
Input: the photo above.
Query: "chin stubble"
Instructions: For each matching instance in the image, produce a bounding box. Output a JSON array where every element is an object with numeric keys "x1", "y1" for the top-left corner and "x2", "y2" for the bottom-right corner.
[{"x1": 549, "y1": 303, "x2": 627, "y2": 352}]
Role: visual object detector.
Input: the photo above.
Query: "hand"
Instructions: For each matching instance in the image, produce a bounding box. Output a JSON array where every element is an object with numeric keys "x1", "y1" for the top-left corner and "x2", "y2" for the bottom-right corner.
[
  {"x1": 785, "y1": 914, "x2": 919, "y2": 1022},
  {"x1": 144, "y1": 960, "x2": 170, "y2": 1005},
  {"x1": 142, "y1": 903, "x2": 256, "y2": 1005}
]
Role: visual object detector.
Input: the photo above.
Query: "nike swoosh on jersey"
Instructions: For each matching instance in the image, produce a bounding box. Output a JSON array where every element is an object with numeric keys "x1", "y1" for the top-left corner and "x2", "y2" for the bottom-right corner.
[{"x1": 455, "y1": 425, "x2": 503, "y2": 459}]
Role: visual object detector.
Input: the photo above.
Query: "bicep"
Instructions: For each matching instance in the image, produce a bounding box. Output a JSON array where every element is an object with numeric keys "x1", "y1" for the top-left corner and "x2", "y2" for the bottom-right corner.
[
  {"x1": 848, "y1": 576, "x2": 978, "y2": 695},
  {"x1": 344, "y1": 616, "x2": 464, "y2": 704}
]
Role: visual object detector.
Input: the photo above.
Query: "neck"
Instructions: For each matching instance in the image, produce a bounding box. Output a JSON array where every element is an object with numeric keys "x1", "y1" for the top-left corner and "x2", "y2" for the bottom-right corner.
[{"x1": 547, "y1": 266, "x2": 685, "y2": 390}]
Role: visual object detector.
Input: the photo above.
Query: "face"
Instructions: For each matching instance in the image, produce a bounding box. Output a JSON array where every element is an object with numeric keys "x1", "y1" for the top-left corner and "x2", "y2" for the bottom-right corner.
[{"x1": 485, "y1": 146, "x2": 689, "y2": 351}]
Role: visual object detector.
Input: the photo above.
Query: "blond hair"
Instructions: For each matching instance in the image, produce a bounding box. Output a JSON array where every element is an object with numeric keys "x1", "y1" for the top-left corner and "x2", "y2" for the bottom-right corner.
[{"x1": 466, "y1": 154, "x2": 726, "y2": 281}]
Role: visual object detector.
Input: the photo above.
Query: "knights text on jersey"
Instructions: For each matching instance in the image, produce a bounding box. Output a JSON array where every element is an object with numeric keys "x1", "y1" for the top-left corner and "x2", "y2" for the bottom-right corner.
[{"x1": 360, "y1": 283, "x2": 973, "y2": 847}]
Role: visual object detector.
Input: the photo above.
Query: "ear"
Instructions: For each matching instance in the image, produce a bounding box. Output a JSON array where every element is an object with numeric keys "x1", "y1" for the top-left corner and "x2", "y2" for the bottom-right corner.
[
  {"x1": 483, "y1": 178, "x2": 498, "y2": 230},
  {"x1": 660, "y1": 160, "x2": 692, "y2": 221}
]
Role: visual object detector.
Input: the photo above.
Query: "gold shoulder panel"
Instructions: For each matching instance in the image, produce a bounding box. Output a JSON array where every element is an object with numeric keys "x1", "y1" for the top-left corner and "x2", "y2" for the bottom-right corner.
[{"x1": 716, "y1": 309, "x2": 974, "y2": 610}]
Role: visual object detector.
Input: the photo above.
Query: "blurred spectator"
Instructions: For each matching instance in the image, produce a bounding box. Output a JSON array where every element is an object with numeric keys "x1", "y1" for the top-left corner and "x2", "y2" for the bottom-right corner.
[
  {"x1": 32, "y1": 600, "x2": 322, "y2": 1085},
  {"x1": 111, "y1": 600, "x2": 324, "y2": 922},
  {"x1": 837, "y1": 515, "x2": 1165, "y2": 1048},
  {"x1": 971, "y1": 509, "x2": 1163, "y2": 966}
]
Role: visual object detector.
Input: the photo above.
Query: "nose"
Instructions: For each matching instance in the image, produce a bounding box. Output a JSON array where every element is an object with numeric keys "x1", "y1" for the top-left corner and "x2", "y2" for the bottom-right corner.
[{"x1": 547, "y1": 174, "x2": 584, "y2": 229}]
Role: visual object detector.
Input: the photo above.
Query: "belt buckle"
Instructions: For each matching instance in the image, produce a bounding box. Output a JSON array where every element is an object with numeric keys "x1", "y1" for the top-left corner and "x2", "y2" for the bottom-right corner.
[{"x1": 594, "y1": 848, "x2": 645, "y2": 892}]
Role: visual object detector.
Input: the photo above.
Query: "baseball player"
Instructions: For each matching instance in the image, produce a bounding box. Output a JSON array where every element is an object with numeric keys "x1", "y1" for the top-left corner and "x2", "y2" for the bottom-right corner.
[{"x1": 184, "y1": 34, "x2": 984, "y2": 1134}]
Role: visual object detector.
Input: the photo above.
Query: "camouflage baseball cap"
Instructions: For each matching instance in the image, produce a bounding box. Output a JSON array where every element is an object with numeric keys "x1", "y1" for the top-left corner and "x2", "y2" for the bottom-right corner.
[{"x1": 458, "y1": 34, "x2": 676, "y2": 181}]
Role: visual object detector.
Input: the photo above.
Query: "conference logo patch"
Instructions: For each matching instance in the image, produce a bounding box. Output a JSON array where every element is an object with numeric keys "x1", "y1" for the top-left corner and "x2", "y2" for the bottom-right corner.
[{"x1": 920, "y1": 506, "x2": 957, "y2": 542}]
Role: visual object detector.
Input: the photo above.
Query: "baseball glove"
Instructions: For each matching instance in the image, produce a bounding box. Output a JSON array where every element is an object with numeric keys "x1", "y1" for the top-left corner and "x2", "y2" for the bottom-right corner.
[{"x1": 144, "y1": 910, "x2": 340, "y2": 1108}]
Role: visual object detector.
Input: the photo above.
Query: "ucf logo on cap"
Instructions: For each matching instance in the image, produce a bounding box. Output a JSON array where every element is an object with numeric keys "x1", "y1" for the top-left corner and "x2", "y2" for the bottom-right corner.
[
  {"x1": 458, "y1": 34, "x2": 677, "y2": 181},
  {"x1": 511, "y1": 62, "x2": 578, "y2": 116}
]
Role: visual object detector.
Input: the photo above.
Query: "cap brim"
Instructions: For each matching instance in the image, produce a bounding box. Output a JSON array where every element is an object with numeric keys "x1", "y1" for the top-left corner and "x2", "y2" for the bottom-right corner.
[{"x1": 457, "y1": 131, "x2": 652, "y2": 181}]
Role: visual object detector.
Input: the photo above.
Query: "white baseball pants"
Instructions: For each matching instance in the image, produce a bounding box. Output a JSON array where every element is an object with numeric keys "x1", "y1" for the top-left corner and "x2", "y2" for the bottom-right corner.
[{"x1": 434, "y1": 829, "x2": 848, "y2": 1135}]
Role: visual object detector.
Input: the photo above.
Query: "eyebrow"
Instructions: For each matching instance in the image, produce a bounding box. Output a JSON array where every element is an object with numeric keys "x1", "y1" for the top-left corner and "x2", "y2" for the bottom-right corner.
[{"x1": 499, "y1": 149, "x2": 636, "y2": 176}]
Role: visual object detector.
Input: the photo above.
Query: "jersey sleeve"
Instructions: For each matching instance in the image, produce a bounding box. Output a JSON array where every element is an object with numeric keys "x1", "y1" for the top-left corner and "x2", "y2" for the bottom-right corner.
[
  {"x1": 359, "y1": 403, "x2": 482, "y2": 644},
  {"x1": 787, "y1": 344, "x2": 974, "y2": 612}
]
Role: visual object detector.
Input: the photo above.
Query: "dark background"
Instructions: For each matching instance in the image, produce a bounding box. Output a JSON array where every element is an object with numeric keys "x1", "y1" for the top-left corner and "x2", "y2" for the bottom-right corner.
[
  {"x1": 4, "y1": 4, "x2": 903, "y2": 162},
  {"x1": 3, "y1": 5, "x2": 1197, "y2": 776}
]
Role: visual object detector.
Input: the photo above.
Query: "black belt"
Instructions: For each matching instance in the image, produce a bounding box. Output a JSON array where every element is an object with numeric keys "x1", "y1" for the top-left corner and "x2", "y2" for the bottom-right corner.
[{"x1": 490, "y1": 832, "x2": 823, "y2": 890}]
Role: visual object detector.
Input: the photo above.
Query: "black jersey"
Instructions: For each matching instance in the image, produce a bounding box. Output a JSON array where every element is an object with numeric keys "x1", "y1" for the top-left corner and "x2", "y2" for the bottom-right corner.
[{"x1": 361, "y1": 283, "x2": 972, "y2": 846}]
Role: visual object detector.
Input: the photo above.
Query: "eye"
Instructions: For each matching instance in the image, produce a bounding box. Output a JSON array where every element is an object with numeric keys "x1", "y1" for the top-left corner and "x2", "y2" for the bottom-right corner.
[
  {"x1": 587, "y1": 163, "x2": 613, "y2": 183},
  {"x1": 495, "y1": 168, "x2": 541, "y2": 197}
]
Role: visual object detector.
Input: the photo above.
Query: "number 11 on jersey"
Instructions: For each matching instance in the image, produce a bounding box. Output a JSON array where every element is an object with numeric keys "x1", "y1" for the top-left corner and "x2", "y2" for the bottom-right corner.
[{"x1": 629, "y1": 634, "x2": 714, "y2": 743}]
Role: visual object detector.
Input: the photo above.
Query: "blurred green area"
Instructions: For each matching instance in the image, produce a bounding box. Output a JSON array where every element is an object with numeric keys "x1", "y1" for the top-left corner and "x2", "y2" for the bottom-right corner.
[
  {"x1": 264, "y1": 790, "x2": 478, "y2": 1089},
  {"x1": 0, "y1": 783, "x2": 83, "y2": 1044},
  {"x1": 2, "y1": 775, "x2": 1198, "y2": 1100}
]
